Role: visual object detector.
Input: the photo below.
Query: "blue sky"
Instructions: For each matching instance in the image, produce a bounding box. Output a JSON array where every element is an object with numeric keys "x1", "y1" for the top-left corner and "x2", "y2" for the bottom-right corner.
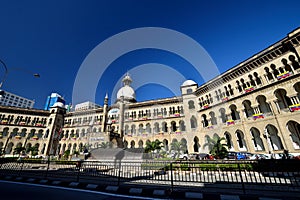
[{"x1": 0, "y1": 0, "x2": 300, "y2": 109}]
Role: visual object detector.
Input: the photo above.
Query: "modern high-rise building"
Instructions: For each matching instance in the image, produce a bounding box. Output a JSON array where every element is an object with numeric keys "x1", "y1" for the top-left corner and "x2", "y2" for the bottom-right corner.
[
  {"x1": 0, "y1": 90, "x2": 34, "y2": 108},
  {"x1": 44, "y1": 93, "x2": 65, "y2": 111}
]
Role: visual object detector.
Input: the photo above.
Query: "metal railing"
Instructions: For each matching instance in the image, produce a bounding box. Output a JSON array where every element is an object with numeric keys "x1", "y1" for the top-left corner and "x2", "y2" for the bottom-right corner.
[{"x1": 0, "y1": 158, "x2": 300, "y2": 194}]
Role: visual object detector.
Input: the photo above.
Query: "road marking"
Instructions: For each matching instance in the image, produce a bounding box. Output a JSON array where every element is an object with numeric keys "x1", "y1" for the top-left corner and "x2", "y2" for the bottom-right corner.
[
  {"x1": 220, "y1": 194, "x2": 240, "y2": 200},
  {"x1": 0, "y1": 180, "x2": 162, "y2": 200}
]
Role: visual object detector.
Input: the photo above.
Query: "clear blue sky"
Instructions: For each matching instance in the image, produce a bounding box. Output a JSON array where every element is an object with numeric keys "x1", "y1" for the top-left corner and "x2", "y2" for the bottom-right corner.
[{"x1": 0, "y1": 0, "x2": 299, "y2": 109}]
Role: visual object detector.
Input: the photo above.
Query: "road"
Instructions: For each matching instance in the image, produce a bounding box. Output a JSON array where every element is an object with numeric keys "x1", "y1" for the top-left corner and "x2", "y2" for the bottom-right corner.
[{"x1": 0, "y1": 180, "x2": 158, "y2": 200}]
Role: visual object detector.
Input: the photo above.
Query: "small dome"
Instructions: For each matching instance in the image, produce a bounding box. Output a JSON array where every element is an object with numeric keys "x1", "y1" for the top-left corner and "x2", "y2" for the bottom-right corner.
[
  {"x1": 181, "y1": 80, "x2": 197, "y2": 86},
  {"x1": 117, "y1": 85, "x2": 136, "y2": 100},
  {"x1": 53, "y1": 102, "x2": 65, "y2": 108}
]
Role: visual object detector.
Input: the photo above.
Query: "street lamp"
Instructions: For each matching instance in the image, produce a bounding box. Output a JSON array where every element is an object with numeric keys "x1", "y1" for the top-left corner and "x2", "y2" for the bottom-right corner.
[{"x1": 0, "y1": 58, "x2": 40, "y2": 97}]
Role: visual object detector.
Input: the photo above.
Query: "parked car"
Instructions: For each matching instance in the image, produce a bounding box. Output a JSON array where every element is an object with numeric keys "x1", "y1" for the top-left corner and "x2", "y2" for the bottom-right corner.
[
  {"x1": 227, "y1": 151, "x2": 237, "y2": 159},
  {"x1": 249, "y1": 154, "x2": 268, "y2": 160},
  {"x1": 188, "y1": 153, "x2": 210, "y2": 160},
  {"x1": 179, "y1": 153, "x2": 189, "y2": 160}
]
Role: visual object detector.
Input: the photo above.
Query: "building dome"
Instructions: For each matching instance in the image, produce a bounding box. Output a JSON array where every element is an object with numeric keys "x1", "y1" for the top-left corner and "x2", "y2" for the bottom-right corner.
[
  {"x1": 181, "y1": 80, "x2": 197, "y2": 86},
  {"x1": 116, "y1": 73, "x2": 136, "y2": 103},
  {"x1": 117, "y1": 85, "x2": 136, "y2": 100}
]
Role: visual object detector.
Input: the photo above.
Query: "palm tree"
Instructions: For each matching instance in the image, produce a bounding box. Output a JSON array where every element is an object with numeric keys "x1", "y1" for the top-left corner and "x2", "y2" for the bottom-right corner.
[
  {"x1": 204, "y1": 135, "x2": 228, "y2": 159},
  {"x1": 170, "y1": 141, "x2": 187, "y2": 159},
  {"x1": 144, "y1": 140, "x2": 163, "y2": 158},
  {"x1": 98, "y1": 141, "x2": 111, "y2": 149}
]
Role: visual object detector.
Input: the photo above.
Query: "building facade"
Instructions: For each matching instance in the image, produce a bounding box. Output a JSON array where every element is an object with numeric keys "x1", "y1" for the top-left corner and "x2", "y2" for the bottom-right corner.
[
  {"x1": 0, "y1": 90, "x2": 34, "y2": 108},
  {"x1": 0, "y1": 104, "x2": 65, "y2": 156},
  {"x1": 0, "y1": 28, "x2": 300, "y2": 157}
]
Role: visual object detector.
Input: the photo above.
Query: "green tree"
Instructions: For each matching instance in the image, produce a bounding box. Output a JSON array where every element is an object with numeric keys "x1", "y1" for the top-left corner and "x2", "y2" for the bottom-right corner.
[
  {"x1": 204, "y1": 135, "x2": 228, "y2": 159},
  {"x1": 145, "y1": 140, "x2": 163, "y2": 158},
  {"x1": 98, "y1": 141, "x2": 111, "y2": 149},
  {"x1": 63, "y1": 149, "x2": 71, "y2": 159},
  {"x1": 170, "y1": 141, "x2": 187, "y2": 159},
  {"x1": 28, "y1": 146, "x2": 39, "y2": 157},
  {"x1": 13, "y1": 146, "x2": 26, "y2": 157}
]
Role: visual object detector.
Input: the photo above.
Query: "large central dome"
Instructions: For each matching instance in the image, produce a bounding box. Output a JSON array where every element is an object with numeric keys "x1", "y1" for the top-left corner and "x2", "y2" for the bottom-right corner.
[{"x1": 116, "y1": 73, "x2": 136, "y2": 103}]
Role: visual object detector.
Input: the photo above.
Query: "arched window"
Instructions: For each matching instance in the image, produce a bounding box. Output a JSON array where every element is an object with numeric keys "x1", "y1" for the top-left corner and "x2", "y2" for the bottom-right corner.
[
  {"x1": 190, "y1": 116, "x2": 197, "y2": 129},
  {"x1": 289, "y1": 55, "x2": 300, "y2": 70},
  {"x1": 201, "y1": 114, "x2": 208, "y2": 127},
  {"x1": 274, "y1": 89, "x2": 293, "y2": 109},
  {"x1": 154, "y1": 123, "x2": 159, "y2": 133},
  {"x1": 179, "y1": 120, "x2": 186, "y2": 131},
  {"x1": 188, "y1": 100, "x2": 195, "y2": 109},
  {"x1": 209, "y1": 112, "x2": 217, "y2": 125},
  {"x1": 186, "y1": 89, "x2": 193, "y2": 94},
  {"x1": 219, "y1": 108, "x2": 227, "y2": 123},
  {"x1": 171, "y1": 121, "x2": 177, "y2": 132},
  {"x1": 162, "y1": 122, "x2": 168, "y2": 132},
  {"x1": 242, "y1": 100, "x2": 254, "y2": 118},
  {"x1": 131, "y1": 125, "x2": 136, "y2": 135}
]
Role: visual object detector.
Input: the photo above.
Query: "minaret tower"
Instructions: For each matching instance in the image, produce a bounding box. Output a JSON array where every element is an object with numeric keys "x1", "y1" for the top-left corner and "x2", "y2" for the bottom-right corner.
[{"x1": 102, "y1": 93, "x2": 109, "y2": 132}]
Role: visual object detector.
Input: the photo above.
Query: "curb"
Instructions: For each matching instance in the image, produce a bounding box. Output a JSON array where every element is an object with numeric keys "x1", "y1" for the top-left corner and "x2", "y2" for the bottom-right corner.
[{"x1": 0, "y1": 175, "x2": 298, "y2": 200}]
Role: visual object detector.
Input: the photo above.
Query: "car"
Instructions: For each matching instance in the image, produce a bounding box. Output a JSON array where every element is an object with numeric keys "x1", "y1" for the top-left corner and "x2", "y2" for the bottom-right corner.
[
  {"x1": 227, "y1": 152, "x2": 237, "y2": 159},
  {"x1": 249, "y1": 154, "x2": 268, "y2": 160},
  {"x1": 236, "y1": 152, "x2": 252, "y2": 160},
  {"x1": 179, "y1": 153, "x2": 189, "y2": 160},
  {"x1": 188, "y1": 153, "x2": 209, "y2": 160}
]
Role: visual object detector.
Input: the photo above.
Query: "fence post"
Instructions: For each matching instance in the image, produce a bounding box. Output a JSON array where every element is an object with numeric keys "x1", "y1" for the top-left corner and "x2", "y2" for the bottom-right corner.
[
  {"x1": 18, "y1": 159, "x2": 24, "y2": 176},
  {"x1": 237, "y1": 162, "x2": 246, "y2": 194},
  {"x1": 45, "y1": 156, "x2": 50, "y2": 178},
  {"x1": 170, "y1": 162, "x2": 173, "y2": 192},
  {"x1": 76, "y1": 161, "x2": 82, "y2": 182},
  {"x1": 117, "y1": 160, "x2": 121, "y2": 186}
]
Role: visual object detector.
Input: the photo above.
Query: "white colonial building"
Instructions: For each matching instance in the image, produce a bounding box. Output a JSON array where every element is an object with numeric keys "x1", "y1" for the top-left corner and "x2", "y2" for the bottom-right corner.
[{"x1": 1, "y1": 27, "x2": 300, "y2": 157}]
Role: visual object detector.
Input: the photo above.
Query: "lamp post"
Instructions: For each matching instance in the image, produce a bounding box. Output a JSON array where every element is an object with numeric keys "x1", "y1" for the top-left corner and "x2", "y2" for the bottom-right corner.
[{"x1": 0, "y1": 58, "x2": 40, "y2": 97}]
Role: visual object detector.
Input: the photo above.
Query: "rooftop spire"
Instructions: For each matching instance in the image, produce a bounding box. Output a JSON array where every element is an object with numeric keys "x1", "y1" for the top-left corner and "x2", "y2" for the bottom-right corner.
[{"x1": 122, "y1": 73, "x2": 132, "y2": 86}]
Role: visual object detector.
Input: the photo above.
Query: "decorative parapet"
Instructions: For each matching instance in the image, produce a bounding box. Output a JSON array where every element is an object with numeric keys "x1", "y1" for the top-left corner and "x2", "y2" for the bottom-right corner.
[
  {"x1": 207, "y1": 124, "x2": 214, "y2": 129},
  {"x1": 35, "y1": 123, "x2": 44, "y2": 127},
  {"x1": 253, "y1": 113, "x2": 264, "y2": 120},
  {"x1": 226, "y1": 120, "x2": 235, "y2": 126},
  {"x1": 19, "y1": 121, "x2": 26, "y2": 125},
  {"x1": 277, "y1": 71, "x2": 292, "y2": 80},
  {"x1": 289, "y1": 104, "x2": 300, "y2": 112},
  {"x1": 111, "y1": 119, "x2": 118, "y2": 123},
  {"x1": 244, "y1": 86, "x2": 254, "y2": 93},
  {"x1": 222, "y1": 96, "x2": 229, "y2": 102},
  {"x1": 15, "y1": 135, "x2": 21, "y2": 139},
  {"x1": 203, "y1": 104, "x2": 210, "y2": 109},
  {"x1": 138, "y1": 117, "x2": 148, "y2": 121},
  {"x1": 172, "y1": 112, "x2": 181, "y2": 117},
  {"x1": 142, "y1": 132, "x2": 148, "y2": 137},
  {"x1": 0, "y1": 120, "x2": 8, "y2": 125},
  {"x1": 157, "y1": 114, "x2": 163, "y2": 119},
  {"x1": 32, "y1": 135, "x2": 38, "y2": 140}
]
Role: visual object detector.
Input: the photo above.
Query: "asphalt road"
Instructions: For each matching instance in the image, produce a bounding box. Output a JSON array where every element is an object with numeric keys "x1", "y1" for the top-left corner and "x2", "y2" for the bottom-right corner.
[{"x1": 0, "y1": 180, "x2": 158, "y2": 200}]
